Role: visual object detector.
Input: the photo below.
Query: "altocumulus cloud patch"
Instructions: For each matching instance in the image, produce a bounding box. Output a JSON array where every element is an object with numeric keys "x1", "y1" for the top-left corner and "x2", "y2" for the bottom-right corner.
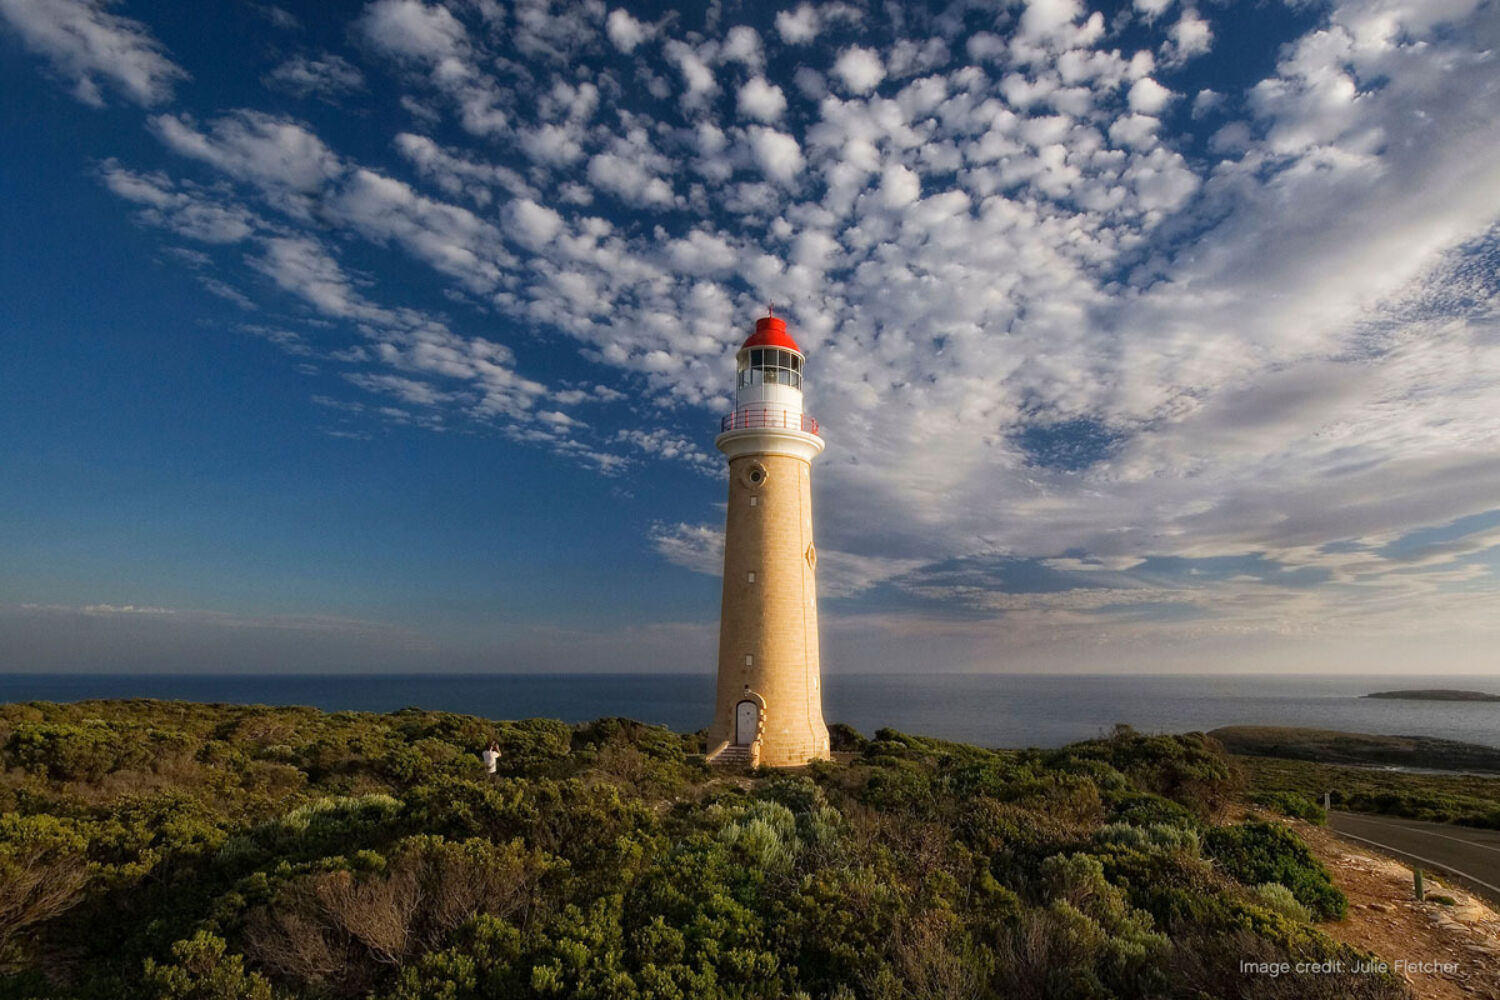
[{"x1": 3, "y1": 0, "x2": 1500, "y2": 666}]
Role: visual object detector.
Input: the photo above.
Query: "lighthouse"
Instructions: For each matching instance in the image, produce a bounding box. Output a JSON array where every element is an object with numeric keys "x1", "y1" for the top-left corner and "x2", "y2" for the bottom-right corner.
[{"x1": 706, "y1": 313, "x2": 831, "y2": 768}]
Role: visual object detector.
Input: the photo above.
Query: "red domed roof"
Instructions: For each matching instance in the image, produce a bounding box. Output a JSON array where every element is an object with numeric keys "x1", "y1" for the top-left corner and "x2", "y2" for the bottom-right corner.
[{"x1": 741, "y1": 315, "x2": 801, "y2": 353}]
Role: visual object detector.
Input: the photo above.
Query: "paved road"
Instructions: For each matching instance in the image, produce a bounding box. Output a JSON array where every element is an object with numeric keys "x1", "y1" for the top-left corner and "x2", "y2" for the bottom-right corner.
[{"x1": 1330, "y1": 811, "x2": 1500, "y2": 903}]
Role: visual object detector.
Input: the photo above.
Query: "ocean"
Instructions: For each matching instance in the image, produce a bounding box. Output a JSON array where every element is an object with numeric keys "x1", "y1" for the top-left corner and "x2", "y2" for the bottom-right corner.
[{"x1": 4, "y1": 672, "x2": 1499, "y2": 749}]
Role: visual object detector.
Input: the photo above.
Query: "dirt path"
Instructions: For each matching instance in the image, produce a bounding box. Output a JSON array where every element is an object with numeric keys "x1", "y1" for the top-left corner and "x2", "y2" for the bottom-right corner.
[{"x1": 1292, "y1": 817, "x2": 1500, "y2": 998}]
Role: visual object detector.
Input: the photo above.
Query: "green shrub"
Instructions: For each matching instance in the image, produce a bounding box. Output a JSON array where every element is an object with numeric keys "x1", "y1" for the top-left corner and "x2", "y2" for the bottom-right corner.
[
  {"x1": 1094, "y1": 822, "x2": 1199, "y2": 856},
  {"x1": 754, "y1": 774, "x2": 825, "y2": 813},
  {"x1": 826, "y1": 723, "x2": 867, "y2": 753},
  {"x1": 1203, "y1": 822, "x2": 1347, "y2": 920},
  {"x1": 223, "y1": 794, "x2": 405, "y2": 868},
  {"x1": 1254, "y1": 790, "x2": 1327, "y2": 824},
  {"x1": 1062, "y1": 731, "x2": 1239, "y2": 818},
  {"x1": 142, "y1": 931, "x2": 272, "y2": 1000},
  {"x1": 1252, "y1": 882, "x2": 1313, "y2": 922},
  {"x1": 1109, "y1": 792, "x2": 1202, "y2": 831},
  {"x1": 493, "y1": 719, "x2": 573, "y2": 772},
  {"x1": 571, "y1": 717, "x2": 685, "y2": 762},
  {"x1": 5, "y1": 722, "x2": 119, "y2": 780},
  {"x1": 717, "y1": 800, "x2": 802, "y2": 873},
  {"x1": 243, "y1": 835, "x2": 552, "y2": 994},
  {"x1": 857, "y1": 759, "x2": 933, "y2": 812},
  {"x1": 992, "y1": 853, "x2": 1171, "y2": 997},
  {"x1": 0, "y1": 814, "x2": 92, "y2": 954}
]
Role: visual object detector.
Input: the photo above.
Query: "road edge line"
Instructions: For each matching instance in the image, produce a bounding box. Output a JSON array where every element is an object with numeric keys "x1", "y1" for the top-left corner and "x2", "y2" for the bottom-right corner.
[{"x1": 1333, "y1": 828, "x2": 1500, "y2": 898}]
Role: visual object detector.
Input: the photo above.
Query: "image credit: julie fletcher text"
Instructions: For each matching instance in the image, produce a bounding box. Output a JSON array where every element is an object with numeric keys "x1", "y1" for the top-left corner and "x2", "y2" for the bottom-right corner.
[{"x1": 1242, "y1": 958, "x2": 1460, "y2": 977}]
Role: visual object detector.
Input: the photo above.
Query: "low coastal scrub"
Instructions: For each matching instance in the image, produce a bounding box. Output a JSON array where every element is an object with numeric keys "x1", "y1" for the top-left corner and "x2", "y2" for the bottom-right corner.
[
  {"x1": 1252, "y1": 790, "x2": 1328, "y2": 825},
  {"x1": 1212, "y1": 725, "x2": 1500, "y2": 773},
  {"x1": 1238, "y1": 755, "x2": 1500, "y2": 829},
  {"x1": 1202, "y1": 822, "x2": 1346, "y2": 920},
  {"x1": 0, "y1": 701, "x2": 1400, "y2": 999}
]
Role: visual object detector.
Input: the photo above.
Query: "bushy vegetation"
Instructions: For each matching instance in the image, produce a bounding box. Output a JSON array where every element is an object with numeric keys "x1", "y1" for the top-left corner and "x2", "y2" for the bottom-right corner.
[
  {"x1": 0, "y1": 701, "x2": 1400, "y2": 999},
  {"x1": 1252, "y1": 790, "x2": 1327, "y2": 825},
  {"x1": 1237, "y1": 754, "x2": 1500, "y2": 828},
  {"x1": 1202, "y1": 822, "x2": 1346, "y2": 921}
]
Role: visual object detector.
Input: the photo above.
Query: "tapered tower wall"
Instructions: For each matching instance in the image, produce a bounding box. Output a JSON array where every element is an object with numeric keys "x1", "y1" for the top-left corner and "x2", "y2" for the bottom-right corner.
[{"x1": 709, "y1": 450, "x2": 830, "y2": 766}]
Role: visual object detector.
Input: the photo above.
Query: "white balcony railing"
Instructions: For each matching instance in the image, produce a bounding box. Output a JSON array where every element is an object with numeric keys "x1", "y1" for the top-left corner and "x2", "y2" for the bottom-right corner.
[{"x1": 720, "y1": 408, "x2": 820, "y2": 436}]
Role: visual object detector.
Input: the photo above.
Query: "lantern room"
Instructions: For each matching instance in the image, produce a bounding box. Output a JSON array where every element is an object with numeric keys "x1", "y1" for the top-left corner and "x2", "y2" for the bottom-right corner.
[
  {"x1": 736, "y1": 315, "x2": 804, "y2": 389},
  {"x1": 728, "y1": 315, "x2": 812, "y2": 432},
  {"x1": 737, "y1": 346, "x2": 803, "y2": 389}
]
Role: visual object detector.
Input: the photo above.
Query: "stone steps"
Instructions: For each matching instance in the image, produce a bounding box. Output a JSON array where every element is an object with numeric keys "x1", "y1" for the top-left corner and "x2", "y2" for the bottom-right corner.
[{"x1": 710, "y1": 745, "x2": 754, "y2": 766}]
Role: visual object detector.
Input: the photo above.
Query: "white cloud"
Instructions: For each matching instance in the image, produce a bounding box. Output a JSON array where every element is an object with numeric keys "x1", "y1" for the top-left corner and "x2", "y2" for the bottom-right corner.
[
  {"x1": 832, "y1": 46, "x2": 884, "y2": 94},
  {"x1": 605, "y1": 8, "x2": 649, "y2": 53},
  {"x1": 721, "y1": 25, "x2": 762, "y2": 69},
  {"x1": 328, "y1": 168, "x2": 508, "y2": 292},
  {"x1": 78, "y1": 603, "x2": 174, "y2": 615},
  {"x1": 394, "y1": 132, "x2": 535, "y2": 203},
  {"x1": 1108, "y1": 113, "x2": 1160, "y2": 149},
  {"x1": 356, "y1": 0, "x2": 465, "y2": 62},
  {"x1": 1162, "y1": 9, "x2": 1212, "y2": 63},
  {"x1": 665, "y1": 229, "x2": 740, "y2": 275},
  {"x1": 0, "y1": 0, "x2": 186, "y2": 106},
  {"x1": 877, "y1": 163, "x2": 921, "y2": 207},
  {"x1": 518, "y1": 122, "x2": 586, "y2": 166},
  {"x1": 200, "y1": 278, "x2": 258, "y2": 310},
  {"x1": 356, "y1": 0, "x2": 508, "y2": 137},
  {"x1": 586, "y1": 152, "x2": 675, "y2": 207},
  {"x1": 240, "y1": 324, "x2": 313, "y2": 355},
  {"x1": 152, "y1": 111, "x2": 344, "y2": 196},
  {"x1": 737, "y1": 76, "x2": 787, "y2": 122},
  {"x1": 346, "y1": 371, "x2": 452, "y2": 405},
  {"x1": 264, "y1": 53, "x2": 365, "y2": 99},
  {"x1": 775, "y1": 4, "x2": 820, "y2": 44},
  {"x1": 747, "y1": 126, "x2": 804, "y2": 184},
  {"x1": 250, "y1": 235, "x2": 368, "y2": 318},
  {"x1": 257, "y1": 5, "x2": 298, "y2": 30},
  {"x1": 1209, "y1": 120, "x2": 1250, "y2": 154},
  {"x1": 665, "y1": 39, "x2": 716, "y2": 103},
  {"x1": 506, "y1": 198, "x2": 565, "y2": 247},
  {"x1": 1018, "y1": 0, "x2": 1083, "y2": 42},
  {"x1": 506, "y1": 0, "x2": 607, "y2": 64},
  {"x1": 6, "y1": 603, "x2": 432, "y2": 672},
  {"x1": 1126, "y1": 76, "x2": 1174, "y2": 114},
  {"x1": 615, "y1": 429, "x2": 717, "y2": 474},
  {"x1": 1191, "y1": 88, "x2": 1222, "y2": 118},
  {"x1": 100, "y1": 161, "x2": 261, "y2": 243}
]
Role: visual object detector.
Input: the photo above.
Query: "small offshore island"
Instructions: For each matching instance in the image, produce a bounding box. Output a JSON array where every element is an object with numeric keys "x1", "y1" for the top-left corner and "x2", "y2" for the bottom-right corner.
[
  {"x1": 0, "y1": 699, "x2": 1401, "y2": 1000},
  {"x1": 1365, "y1": 689, "x2": 1500, "y2": 702}
]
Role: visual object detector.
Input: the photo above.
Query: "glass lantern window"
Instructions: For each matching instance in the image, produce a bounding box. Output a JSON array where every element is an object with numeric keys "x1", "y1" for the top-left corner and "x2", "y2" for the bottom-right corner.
[{"x1": 738, "y1": 347, "x2": 803, "y2": 389}]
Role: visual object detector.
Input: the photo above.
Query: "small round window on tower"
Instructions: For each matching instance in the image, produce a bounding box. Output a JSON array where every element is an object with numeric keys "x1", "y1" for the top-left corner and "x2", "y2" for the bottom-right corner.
[{"x1": 741, "y1": 462, "x2": 768, "y2": 489}]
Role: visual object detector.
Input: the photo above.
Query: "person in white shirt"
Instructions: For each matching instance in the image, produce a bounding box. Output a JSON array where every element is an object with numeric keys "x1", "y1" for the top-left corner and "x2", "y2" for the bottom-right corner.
[{"x1": 481, "y1": 741, "x2": 501, "y2": 776}]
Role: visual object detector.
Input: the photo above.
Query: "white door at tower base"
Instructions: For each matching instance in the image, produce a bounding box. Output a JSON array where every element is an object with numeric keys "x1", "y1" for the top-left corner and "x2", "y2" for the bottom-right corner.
[{"x1": 735, "y1": 701, "x2": 758, "y2": 745}]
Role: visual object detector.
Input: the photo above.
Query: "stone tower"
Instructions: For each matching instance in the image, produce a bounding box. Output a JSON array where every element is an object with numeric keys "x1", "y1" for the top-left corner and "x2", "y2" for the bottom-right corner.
[{"x1": 706, "y1": 313, "x2": 830, "y2": 768}]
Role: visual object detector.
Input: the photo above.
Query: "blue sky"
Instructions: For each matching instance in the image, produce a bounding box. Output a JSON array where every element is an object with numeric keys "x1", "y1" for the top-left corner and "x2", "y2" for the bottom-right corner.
[{"x1": 1, "y1": 0, "x2": 1497, "y2": 675}]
